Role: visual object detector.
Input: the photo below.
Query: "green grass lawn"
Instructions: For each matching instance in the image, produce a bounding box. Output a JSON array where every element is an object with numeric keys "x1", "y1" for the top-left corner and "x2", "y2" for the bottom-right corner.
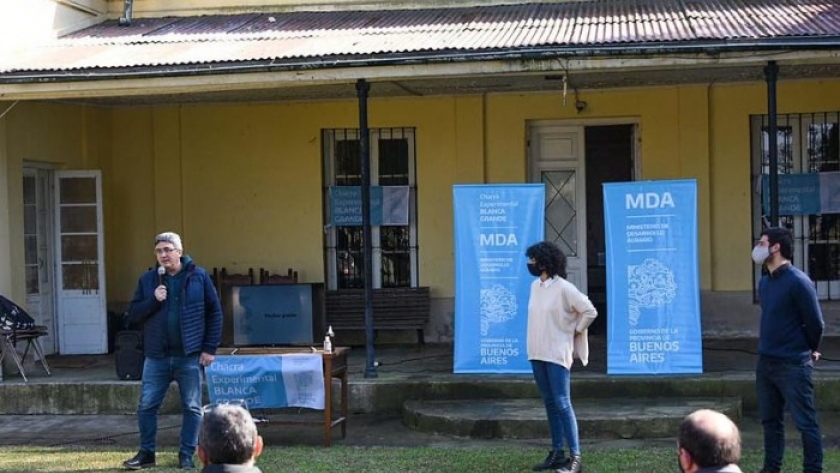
[{"x1": 0, "y1": 445, "x2": 837, "y2": 472}]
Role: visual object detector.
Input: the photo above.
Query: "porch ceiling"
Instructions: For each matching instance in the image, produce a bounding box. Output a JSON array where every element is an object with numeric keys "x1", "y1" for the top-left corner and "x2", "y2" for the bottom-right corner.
[{"x1": 54, "y1": 61, "x2": 840, "y2": 107}]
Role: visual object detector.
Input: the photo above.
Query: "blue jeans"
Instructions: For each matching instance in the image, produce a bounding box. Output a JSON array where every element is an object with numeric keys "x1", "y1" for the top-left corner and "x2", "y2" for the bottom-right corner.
[
  {"x1": 531, "y1": 360, "x2": 580, "y2": 455},
  {"x1": 137, "y1": 355, "x2": 203, "y2": 458},
  {"x1": 756, "y1": 356, "x2": 823, "y2": 473}
]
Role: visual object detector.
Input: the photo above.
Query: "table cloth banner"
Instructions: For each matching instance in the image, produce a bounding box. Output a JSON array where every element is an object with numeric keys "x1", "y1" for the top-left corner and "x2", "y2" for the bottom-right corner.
[{"x1": 206, "y1": 354, "x2": 325, "y2": 409}]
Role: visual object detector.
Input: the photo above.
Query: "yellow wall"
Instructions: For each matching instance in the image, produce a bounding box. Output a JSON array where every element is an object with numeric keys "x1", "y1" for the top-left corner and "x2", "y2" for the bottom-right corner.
[
  {"x1": 0, "y1": 101, "x2": 104, "y2": 302},
  {"x1": 5, "y1": 78, "x2": 840, "y2": 304},
  {"x1": 710, "y1": 80, "x2": 840, "y2": 290},
  {"x1": 104, "y1": 85, "x2": 716, "y2": 300},
  {"x1": 104, "y1": 107, "x2": 154, "y2": 301},
  {"x1": 106, "y1": 96, "x2": 474, "y2": 300}
]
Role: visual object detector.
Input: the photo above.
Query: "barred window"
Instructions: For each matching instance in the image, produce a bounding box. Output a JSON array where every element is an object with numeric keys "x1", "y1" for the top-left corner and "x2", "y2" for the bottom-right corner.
[
  {"x1": 751, "y1": 112, "x2": 840, "y2": 299},
  {"x1": 322, "y1": 128, "x2": 418, "y2": 290}
]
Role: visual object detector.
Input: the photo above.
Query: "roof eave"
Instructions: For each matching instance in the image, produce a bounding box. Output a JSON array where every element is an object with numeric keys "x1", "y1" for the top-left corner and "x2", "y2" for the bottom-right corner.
[
  {"x1": 1, "y1": 40, "x2": 839, "y2": 102},
  {"x1": 2, "y1": 38, "x2": 840, "y2": 85}
]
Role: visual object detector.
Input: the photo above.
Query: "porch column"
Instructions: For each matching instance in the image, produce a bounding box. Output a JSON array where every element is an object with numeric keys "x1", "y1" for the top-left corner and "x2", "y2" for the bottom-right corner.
[
  {"x1": 764, "y1": 61, "x2": 780, "y2": 226},
  {"x1": 0, "y1": 109, "x2": 11, "y2": 297},
  {"x1": 356, "y1": 79, "x2": 378, "y2": 378},
  {"x1": 0, "y1": 107, "x2": 11, "y2": 379}
]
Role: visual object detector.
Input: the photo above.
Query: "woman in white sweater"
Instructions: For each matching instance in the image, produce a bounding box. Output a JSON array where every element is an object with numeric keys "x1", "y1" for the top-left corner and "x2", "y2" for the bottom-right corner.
[{"x1": 525, "y1": 241, "x2": 598, "y2": 473}]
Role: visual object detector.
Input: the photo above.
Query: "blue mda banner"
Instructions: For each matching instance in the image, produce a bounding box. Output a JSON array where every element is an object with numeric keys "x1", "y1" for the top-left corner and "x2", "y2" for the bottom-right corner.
[
  {"x1": 603, "y1": 180, "x2": 703, "y2": 375},
  {"x1": 453, "y1": 184, "x2": 545, "y2": 373}
]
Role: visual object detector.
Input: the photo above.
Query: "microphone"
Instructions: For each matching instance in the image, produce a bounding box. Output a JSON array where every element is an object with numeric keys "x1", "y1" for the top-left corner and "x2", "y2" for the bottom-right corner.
[{"x1": 157, "y1": 266, "x2": 165, "y2": 285}]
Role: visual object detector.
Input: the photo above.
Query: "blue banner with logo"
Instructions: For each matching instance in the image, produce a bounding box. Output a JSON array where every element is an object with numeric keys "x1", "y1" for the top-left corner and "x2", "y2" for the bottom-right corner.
[
  {"x1": 453, "y1": 184, "x2": 545, "y2": 373},
  {"x1": 603, "y1": 180, "x2": 702, "y2": 375},
  {"x1": 206, "y1": 354, "x2": 324, "y2": 409},
  {"x1": 761, "y1": 173, "x2": 820, "y2": 215},
  {"x1": 329, "y1": 186, "x2": 409, "y2": 226},
  {"x1": 760, "y1": 172, "x2": 840, "y2": 215}
]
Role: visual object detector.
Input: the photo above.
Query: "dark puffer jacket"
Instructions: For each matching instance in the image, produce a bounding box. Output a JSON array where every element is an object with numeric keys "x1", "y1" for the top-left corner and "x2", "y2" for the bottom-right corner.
[{"x1": 126, "y1": 256, "x2": 222, "y2": 358}]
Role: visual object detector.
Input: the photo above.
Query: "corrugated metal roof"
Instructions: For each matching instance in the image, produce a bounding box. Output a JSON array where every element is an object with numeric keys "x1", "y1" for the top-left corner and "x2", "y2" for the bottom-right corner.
[{"x1": 2, "y1": 0, "x2": 839, "y2": 74}]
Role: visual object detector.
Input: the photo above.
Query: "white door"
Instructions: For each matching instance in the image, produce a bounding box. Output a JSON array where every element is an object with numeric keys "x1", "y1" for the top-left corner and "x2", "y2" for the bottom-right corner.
[
  {"x1": 530, "y1": 125, "x2": 588, "y2": 291},
  {"x1": 23, "y1": 169, "x2": 56, "y2": 354},
  {"x1": 54, "y1": 171, "x2": 107, "y2": 354}
]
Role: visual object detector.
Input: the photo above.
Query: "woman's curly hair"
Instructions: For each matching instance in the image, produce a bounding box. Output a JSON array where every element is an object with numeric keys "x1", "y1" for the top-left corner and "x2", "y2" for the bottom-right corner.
[{"x1": 525, "y1": 241, "x2": 567, "y2": 279}]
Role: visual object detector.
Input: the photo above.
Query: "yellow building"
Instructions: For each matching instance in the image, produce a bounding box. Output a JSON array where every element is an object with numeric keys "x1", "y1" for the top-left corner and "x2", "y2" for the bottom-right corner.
[{"x1": 1, "y1": 0, "x2": 839, "y2": 354}]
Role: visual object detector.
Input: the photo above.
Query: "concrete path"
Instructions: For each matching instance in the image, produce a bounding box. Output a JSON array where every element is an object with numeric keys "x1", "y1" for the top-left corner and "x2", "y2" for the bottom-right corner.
[{"x1": 4, "y1": 411, "x2": 840, "y2": 450}]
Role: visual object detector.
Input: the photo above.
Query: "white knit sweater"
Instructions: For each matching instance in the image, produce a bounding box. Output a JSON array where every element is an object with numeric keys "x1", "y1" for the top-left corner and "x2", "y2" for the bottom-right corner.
[{"x1": 526, "y1": 276, "x2": 598, "y2": 369}]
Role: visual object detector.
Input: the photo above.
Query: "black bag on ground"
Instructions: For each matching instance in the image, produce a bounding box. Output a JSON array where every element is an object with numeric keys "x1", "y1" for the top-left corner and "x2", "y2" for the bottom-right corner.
[
  {"x1": 115, "y1": 314, "x2": 144, "y2": 380},
  {"x1": 0, "y1": 294, "x2": 36, "y2": 332}
]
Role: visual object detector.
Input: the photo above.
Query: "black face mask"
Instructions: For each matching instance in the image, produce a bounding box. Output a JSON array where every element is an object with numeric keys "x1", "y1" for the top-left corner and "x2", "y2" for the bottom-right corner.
[{"x1": 527, "y1": 263, "x2": 543, "y2": 277}]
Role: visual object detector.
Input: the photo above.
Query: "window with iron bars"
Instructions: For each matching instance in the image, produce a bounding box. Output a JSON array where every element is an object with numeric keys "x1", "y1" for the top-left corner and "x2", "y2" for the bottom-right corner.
[
  {"x1": 750, "y1": 112, "x2": 840, "y2": 300},
  {"x1": 322, "y1": 128, "x2": 418, "y2": 290}
]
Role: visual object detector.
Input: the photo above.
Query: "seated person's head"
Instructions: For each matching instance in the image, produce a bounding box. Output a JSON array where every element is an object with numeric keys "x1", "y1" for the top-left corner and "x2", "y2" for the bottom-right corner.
[
  {"x1": 677, "y1": 409, "x2": 741, "y2": 473},
  {"x1": 198, "y1": 403, "x2": 264, "y2": 466}
]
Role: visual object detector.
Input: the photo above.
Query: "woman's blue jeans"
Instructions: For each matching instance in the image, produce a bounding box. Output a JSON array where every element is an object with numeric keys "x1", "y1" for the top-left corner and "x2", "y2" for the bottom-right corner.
[
  {"x1": 137, "y1": 355, "x2": 203, "y2": 458},
  {"x1": 756, "y1": 356, "x2": 823, "y2": 473},
  {"x1": 531, "y1": 360, "x2": 580, "y2": 455}
]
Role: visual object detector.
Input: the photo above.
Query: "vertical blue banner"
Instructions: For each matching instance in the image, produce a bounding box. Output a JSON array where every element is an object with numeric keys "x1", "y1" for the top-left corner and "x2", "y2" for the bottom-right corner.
[
  {"x1": 453, "y1": 184, "x2": 545, "y2": 373},
  {"x1": 603, "y1": 180, "x2": 702, "y2": 375}
]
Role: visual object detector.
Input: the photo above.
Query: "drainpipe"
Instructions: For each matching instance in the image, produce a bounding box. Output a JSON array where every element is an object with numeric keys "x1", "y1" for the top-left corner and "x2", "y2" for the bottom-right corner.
[
  {"x1": 764, "y1": 61, "x2": 779, "y2": 227},
  {"x1": 119, "y1": 0, "x2": 134, "y2": 26},
  {"x1": 356, "y1": 78, "x2": 378, "y2": 378}
]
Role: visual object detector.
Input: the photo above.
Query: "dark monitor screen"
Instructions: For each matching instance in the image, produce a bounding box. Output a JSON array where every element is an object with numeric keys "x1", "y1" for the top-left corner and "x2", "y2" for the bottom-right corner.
[{"x1": 230, "y1": 284, "x2": 314, "y2": 346}]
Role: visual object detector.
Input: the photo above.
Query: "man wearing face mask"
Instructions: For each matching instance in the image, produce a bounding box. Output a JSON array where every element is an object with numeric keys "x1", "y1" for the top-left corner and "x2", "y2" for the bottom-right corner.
[{"x1": 751, "y1": 226, "x2": 824, "y2": 473}]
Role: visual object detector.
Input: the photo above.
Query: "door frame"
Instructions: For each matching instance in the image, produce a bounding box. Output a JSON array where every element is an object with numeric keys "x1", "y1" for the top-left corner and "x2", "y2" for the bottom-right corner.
[
  {"x1": 22, "y1": 165, "x2": 57, "y2": 355},
  {"x1": 527, "y1": 118, "x2": 641, "y2": 293},
  {"x1": 529, "y1": 118, "x2": 642, "y2": 179},
  {"x1": 529, "y1": 125, "x2": 589, "y2": 290}
]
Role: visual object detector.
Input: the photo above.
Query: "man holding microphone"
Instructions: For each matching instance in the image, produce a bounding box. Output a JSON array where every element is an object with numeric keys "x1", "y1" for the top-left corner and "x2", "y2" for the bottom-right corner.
[{"x1": 123, "y1": 232, "x2": 223, "y2": 470}]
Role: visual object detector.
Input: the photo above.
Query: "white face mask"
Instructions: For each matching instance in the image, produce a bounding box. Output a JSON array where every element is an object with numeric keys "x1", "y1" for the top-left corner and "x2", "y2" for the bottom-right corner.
[{"x1": 752, "y1": 245, "x2": 770, "y2": 265}]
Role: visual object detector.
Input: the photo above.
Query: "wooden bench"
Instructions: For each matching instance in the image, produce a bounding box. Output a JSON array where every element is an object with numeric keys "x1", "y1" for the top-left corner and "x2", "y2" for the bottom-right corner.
[
  {"x1": 259, "y1": 267, "x2": 298, "y2": 285},
  {"x1": 325, "y1": 287, "x2": 430, "y2": 344}
]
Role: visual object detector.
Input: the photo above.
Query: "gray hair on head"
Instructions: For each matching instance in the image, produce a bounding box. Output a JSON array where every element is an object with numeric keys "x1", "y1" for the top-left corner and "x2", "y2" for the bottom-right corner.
[
  {"x1": 155, "y1": 232, "x2": 183, "y2": 251},
  {"x1": 200, "y1": 404, "x2": 258, "y2": 465}
]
